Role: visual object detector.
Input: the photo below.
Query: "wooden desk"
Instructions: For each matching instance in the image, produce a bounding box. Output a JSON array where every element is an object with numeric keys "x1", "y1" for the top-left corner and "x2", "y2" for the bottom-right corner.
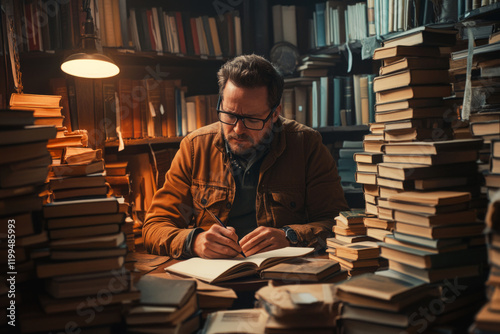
[{"x1": 144, "y1": 251, "x2": 331, "y2": 309}]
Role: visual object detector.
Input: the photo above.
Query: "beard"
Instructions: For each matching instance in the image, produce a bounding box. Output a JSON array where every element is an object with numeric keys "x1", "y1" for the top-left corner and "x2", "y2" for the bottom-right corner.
[{"x1": 227, "y1": 133, "x2": 255, "y2": 156}]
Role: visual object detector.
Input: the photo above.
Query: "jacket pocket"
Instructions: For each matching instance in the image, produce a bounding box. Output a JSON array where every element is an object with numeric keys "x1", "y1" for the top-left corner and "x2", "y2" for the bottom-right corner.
[
  {"x1": 269, "y1": 190, "x2": 306, "y2": 227},
  {"x1": 191, "y1": 184, "x2": 230, "y2": 228}
]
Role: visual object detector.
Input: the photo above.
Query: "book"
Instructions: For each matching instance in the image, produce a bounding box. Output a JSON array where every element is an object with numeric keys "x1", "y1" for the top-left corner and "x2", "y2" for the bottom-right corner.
[
  {"x1": 354, "y1": 152, "x2": 383, "y2": 164},
  {"x1": 51, "y1": 186, "x2": 109, "y2": 201},
  {"x1": 382, "y1": 151, "x2": 479, "y2": 165},
  {"x1": 380, "y1": 243, "x2": 485, "y2": 269},
  {"x1": 385, "y1": 190, "x2": 471, "y2": 206},
  {"x1": 0, "y1": 125, "x2": 57, "y2": 146},
  {"x1": 373, "y1": 45, "x2": 443, "y2": 60},
  {"x1": 136, "y1": 276, "x2": 196, "y2": 307},
  {"x1": 375, "y1": 98, "x2": 444, "y2": 113},
  {"x1": 373, "y1": 69, "x2": 450, "y2": 92},
  {"x1": 50, "y1": 159, "x2": 105, "y2": 177},
  {"x1": 335, "y1": 209, "x2": 367, "y2": 226},
  {"x1": 375, "y1": 85, "x2": 452, "y2": 104},
  {"x1": 377, "y1": 162, "x2": 477, "y2": 181},
  {"x1": 49, "y1": 232, "x2": 125, "y2": 250},
  {"x1": 382, "y1": 26, "x2": 457, "y2": 48},
  {"x1": 0, "y1": 141, "x2": 50, "y2": 165},
  {"x1": 260, "y1": 257, "x2": 341, "y2": 282},
  {"x1": 48, "y1": 223, "x2": 121, "y2": 240},
  {"x1": 50, "y1": 244, "x2": 127, "y2": 261},
  {"x1": 45, "y1": 268, "x2": 131, "y2": 298},
  {"x1": 379, "y1": 57, "x2": 450, "y2": 76},
  {"x1": 165, "y1": 247, "x2": 314, "y2": 283},
  {"x1": 203, "y1": 309, "x2": 268, "y2": 334},
  {"x1": 394, "y1": 222, "x2": 484, "y2": 239},
  {"x1": 375, "y1": 106, "x2": 449, "y2": 123},
  {"x1": 334, "y1": 241, "x2": 380, "y2": 260},
  {"x1": 10, "y1": 93, "x2": 62, "y2": 108},
  {"x1": 255, "y1": 283, "x2": 338, "y2": 319},
  {"x1": 388, "y1": 260, "x2": 480, "y2": 283},
  {"x1": 48, "y1": 172, "x2": 106, "y2": 190},
  {"x1": 36, "y1": 256, "x2": 125, "y2": 278},
  {"x1": 42, "y1": 197, "x2": 120, "y2": 218},
  {"x1": 385, "y1": 200, "x2": 470, "y2": 215}
]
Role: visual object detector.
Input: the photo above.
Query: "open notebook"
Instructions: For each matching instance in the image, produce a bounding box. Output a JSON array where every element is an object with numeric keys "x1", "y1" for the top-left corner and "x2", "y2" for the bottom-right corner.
[{"x1": 165, "y1": 247, "x2": 314, "y2": 283}]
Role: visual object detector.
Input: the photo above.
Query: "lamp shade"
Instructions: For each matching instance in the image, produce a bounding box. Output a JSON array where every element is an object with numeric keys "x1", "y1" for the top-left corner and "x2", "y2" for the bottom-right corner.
[{"x1": 61, "y1": 52, "x2": 120, "y2": 79}]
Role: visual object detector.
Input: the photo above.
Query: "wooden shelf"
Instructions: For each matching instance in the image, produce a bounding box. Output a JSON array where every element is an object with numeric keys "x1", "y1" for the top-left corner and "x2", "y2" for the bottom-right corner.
[
  {"x1": 317, "y1": 125, "x2": 369, "y2": 143},
  {"x1": 105, "y1": 136, "x2": 183, "y2": 148}
]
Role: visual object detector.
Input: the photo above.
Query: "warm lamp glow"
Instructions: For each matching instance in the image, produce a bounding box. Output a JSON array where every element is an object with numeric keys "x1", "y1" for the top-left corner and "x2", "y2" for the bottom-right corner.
[{"x1": 61, "y1": 53, "x2": 120, "y2": 79}]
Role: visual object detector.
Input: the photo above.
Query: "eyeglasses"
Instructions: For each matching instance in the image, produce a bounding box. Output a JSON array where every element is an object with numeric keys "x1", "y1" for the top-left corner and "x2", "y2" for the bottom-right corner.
[{"x1": 216, "y1": 95, "x2": 277, "y2": 131}]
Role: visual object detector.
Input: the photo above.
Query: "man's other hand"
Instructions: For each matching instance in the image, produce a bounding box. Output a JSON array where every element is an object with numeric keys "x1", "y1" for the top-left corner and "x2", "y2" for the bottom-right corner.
[
  {"x1": 239, "y1": 226, "x2": 290, "y2": 256},
  {"x1": 192, "y1": 224, "x2": 243, "y2": 258}
]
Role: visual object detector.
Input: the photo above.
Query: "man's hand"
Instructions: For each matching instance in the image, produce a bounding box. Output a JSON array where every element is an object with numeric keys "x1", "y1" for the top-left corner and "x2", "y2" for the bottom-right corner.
[
  {"x1": 192, "y1": 224, "x2": 243, "y2": 259},
  {"x1": 239, "y1": 226, "x2": 290, "y2": 257}
]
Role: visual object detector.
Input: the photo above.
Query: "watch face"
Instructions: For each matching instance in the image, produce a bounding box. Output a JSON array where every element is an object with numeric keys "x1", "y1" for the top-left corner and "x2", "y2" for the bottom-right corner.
[{"x1": 270, "y1": 42, "x2": 300, "y2": 77}]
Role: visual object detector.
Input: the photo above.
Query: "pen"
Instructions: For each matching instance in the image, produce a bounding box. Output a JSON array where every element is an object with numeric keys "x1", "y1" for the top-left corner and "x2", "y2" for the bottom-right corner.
[{"x1": 205, "y1": 209, "x2": 246, "y2": 258}]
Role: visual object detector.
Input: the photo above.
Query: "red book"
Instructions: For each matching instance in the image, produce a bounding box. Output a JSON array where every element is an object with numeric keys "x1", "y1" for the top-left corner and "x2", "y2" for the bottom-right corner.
[
  {"x1": 175, "y1": 12, "x2": 187, "y2": 54},
  {"x1": 225, "y1": 11, "x2": 235, "y2": 57},
  {"x1": 146, "y1": 9, "x2": 157, "y2": 51},
  {"x1": 25, "y1": 2, "x2": 38, "y2": 51},
  {"x1": 190, "y1": 17, "x2": 200, "y2": 55}
]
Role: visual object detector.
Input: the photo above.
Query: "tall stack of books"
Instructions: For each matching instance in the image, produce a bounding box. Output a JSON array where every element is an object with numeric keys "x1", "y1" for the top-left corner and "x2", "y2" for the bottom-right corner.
[
  {"x1": 0, "y1": 109, "x2": 57, "y2": 332},
  {"x1": 20, "y1": 196, "x2": 136, "y2": 332},
  {"x1": 471, "y1": 191, "x2": 500, "y2": 333}
]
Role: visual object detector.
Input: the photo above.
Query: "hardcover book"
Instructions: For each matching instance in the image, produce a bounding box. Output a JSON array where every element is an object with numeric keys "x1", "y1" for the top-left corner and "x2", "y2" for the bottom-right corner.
[{"x1": 165, "y1": 247, "x2": 314, "y2": 283}]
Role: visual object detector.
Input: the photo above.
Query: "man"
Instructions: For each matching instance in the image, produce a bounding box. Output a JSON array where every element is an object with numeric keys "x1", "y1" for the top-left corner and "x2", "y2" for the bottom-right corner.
[{"x1": 143, "y1": 54, "x2": 349, "y2": 259}]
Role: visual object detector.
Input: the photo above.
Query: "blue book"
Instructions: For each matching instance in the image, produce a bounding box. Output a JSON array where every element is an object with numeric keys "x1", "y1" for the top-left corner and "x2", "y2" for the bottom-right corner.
[
  {"x1": 333, "y1": 77, "x2": 343, "y2": 127},
  {"x1": 202, "y1": 16, "x2": 215, "y2": 56},
  {"x1": 315, "y1": 3, "x2": 326, "y2": 47},
  {"x1": 367, "y1": 74, "x2": 376, "y2": 123},
  {"x1": 343, "y1": 76, "x2": 354, "y2": 126},
  {"x1": 175, "y1": 88, "x2": 183, "y2": 137}
]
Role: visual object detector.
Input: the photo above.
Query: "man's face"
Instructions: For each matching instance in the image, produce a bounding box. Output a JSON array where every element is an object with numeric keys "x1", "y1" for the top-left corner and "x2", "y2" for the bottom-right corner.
[{"x1": 220, "y1": 81, "x2": 280, "y2": 156}]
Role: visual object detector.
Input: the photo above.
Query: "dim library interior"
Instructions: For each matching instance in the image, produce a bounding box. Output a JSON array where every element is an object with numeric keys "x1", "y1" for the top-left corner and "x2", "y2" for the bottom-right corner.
[{"x1": 1, "y1": 0, "x2": 500, "y2": 333}]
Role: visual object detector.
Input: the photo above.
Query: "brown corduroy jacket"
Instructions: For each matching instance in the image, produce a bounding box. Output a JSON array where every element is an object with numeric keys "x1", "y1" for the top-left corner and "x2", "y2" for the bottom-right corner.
[{"x1": 143, "y1": 117, "x2": 349, "y2": 258}]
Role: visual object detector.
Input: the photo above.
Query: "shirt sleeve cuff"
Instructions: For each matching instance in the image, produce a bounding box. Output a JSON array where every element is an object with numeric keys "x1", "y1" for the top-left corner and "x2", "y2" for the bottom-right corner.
[{"x1": 181, "y1": 228, "x2": 205, "y2": 259}]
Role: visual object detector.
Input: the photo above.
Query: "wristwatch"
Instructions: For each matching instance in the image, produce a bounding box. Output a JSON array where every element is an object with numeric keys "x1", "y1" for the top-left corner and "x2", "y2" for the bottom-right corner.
[{"x1": 281, "y1": 226, "x2": 298, "y2": 246}]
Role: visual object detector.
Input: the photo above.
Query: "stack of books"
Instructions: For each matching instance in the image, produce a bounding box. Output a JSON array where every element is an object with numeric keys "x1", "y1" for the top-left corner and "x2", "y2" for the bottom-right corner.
[
  {"x1": 255, "y1": 283, "x2": 339, "y2": 333},
  {"x1": 21, "y1": 196, "x2": 134, "y2": 332},
  {"x1": 9, "y1": 93, "x2": 84, "y2": 160},
  {"x1": 336, "y1": 271, "x2": 441, "y2": 333},
  {"x1": 471, "y1": 191, "x2": 500, "y2": 333},
  {"x1": 125, "y1": 275, "x2": 200, "y2": 333},
  {"x1": 327, "y1": 209, "x2": 384, "y2": 277},
  {"x1": 0, "y1": 109, "x2": 56, "y2": 332},
  {"x1": 48, "y1": 147, "x2": 107, "y2": 202}
]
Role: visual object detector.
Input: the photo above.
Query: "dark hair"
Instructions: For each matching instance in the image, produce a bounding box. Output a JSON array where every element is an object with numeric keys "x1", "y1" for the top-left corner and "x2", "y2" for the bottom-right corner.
[{"x1": 217, "y1": 54, "x2": 284, "y2": 109}]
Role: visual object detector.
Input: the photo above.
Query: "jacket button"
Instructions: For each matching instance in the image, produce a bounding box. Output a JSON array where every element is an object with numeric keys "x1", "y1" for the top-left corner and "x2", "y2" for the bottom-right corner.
[
  {"x1": 226, "y1": 202, "x2": 232, "y2": 209},
  {"x1": 201, "y1": 198, "x2": 207, "y2": 205},
  {"x1": 290, "y1": 201, "x2": 296, "y2": 208}
]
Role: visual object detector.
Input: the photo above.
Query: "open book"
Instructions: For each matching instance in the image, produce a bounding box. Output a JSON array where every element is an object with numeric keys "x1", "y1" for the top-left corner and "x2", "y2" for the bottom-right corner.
[{"x1": 165, "y1": 247, "x2": 314, "y2": 283}]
